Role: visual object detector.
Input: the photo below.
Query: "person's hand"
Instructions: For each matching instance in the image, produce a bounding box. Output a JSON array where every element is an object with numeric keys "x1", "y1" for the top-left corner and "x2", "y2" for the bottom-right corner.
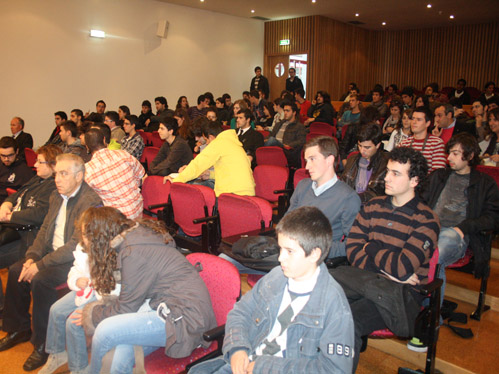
[
  {"x1": 381, "y1": 271, "x2": 420, "y2": 286},
  {"x1": 475, "y1": 114, "x2": 483, "y2": 128},
  {"x1": 230, "y1": 350, "x2": 250, "y2": 374},
  {"x1": 69, "y1": 309, "x2": 83, "y2": 326},
  {"x1": 247, "y1": 361, "x2": 255, "y2": 374},
  {"x1": 76, "y1": 277, "x2": 90, "y2": 290},
  {"x1": 178, "y1": 165, "x2": 187, "y2": 173},
  {"x1": 19, "y1": 259, "x2": 38, "y2": 283},
  {"x1": 0, "y1": 206, "x2": 11, "y2": 222},
  {"x1": 490, "y1": 154, "x2": 499, "y2": 163},
  {"x1": 163, "y1": 176, "x2": 174, "y2": 184},
  {"x1": 455, "y1": 108, "x2": 465, "y2": 117},
  {"x1": 304, "y1": 118, "x2": 314, "y2": 125},
  {"x1": 145, "y1": 119, "x2": 150, "y2": 126},
  {"x1": 432, "y1": 126, "x2": 442, "y2": 137},
  {"x1": 200, "y1": 170, "x2": 211, "y2": 181}
]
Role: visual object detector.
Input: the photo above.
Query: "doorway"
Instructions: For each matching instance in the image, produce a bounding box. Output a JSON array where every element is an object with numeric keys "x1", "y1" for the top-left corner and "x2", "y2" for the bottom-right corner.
[{"x1": 268, "y1": 54, "x2": 308, "y2": 101}]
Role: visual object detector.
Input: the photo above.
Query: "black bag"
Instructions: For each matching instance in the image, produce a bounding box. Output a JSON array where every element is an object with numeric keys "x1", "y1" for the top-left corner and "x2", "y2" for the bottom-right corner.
[
  {"x1": 222, "y1": 236, "x2": 280, "y2": 272},
  {"x1": 0, "y1": 225, "x2": 21, "y2": 246}
]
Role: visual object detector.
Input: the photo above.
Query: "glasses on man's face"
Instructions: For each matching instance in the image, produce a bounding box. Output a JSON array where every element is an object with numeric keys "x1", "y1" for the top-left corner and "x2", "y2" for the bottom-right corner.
[
  {"x1": 0, "y1": 153, "x2": 16, "y2": 159},
  {"x1": 36, "y1": 159, "x2": 50, "y2": 164}
]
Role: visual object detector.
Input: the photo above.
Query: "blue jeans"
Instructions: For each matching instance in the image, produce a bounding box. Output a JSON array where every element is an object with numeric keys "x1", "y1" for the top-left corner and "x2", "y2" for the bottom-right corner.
[
  {"x1": 437, "y1": 227, "x2": 469, "y2": 305},
  {"x1": 90, "y1": 311, "x2": 166, "y2": 374},
  {"x1": 45, "y1": 290, "x2": 96, "y2": 371},
  {"x1": 264, "y1": 137, "x2": 283, "y2": 147},
  {"x1": 218, "y1": 253, "x2": 267, "y2": 275}
]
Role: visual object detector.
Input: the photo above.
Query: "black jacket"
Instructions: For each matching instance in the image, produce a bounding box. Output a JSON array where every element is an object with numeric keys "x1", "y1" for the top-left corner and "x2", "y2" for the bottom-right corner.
[
  {"x1": 421, "y1": 167, "x2": 499, "y2": 277},
  {"x1": 0, "y1": 159, "x2": 35, "y2": 203},
  {"x1": 250, "y1": 75, "x2": 269, "y2": 99},
  {"x1": 238, "y1": 128, "x2": 264, "y2": 168},
  {"x1": 149, "y1": 136, "x2": 193, "y2": 176},
  {"x1": 307, "y1": 103, "x2": 336, "y2": 126},
  {"x1": 14, "y1": 131, "x2": 34, "y2": 161}
]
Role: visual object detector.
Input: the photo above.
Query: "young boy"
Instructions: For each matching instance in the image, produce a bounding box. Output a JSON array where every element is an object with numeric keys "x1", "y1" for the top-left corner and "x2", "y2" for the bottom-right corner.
[{"x1": 189, "y1": 206, "x2": 354, "y2": 374}]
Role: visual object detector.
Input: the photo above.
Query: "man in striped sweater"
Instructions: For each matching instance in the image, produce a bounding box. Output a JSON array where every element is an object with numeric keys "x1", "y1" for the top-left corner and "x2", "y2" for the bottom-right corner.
[
  {"x1": 399, "y1": 107, "x2": 446, "y2": 173},
  {"x1": 332, "y1": 147, "x2": 440, "y2": 372}
]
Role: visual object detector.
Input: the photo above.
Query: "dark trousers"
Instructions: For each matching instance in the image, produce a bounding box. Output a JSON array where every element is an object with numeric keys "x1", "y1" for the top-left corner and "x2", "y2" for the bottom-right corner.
[{"x1": 2, "y1": 259, "x2": 71, "y2": 347}]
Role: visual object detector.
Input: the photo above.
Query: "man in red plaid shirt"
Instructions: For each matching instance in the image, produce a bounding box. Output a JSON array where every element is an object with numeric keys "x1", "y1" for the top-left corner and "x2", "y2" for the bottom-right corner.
[{"x1": 84, "y1": 128, "x2": 145, "y2": 219}]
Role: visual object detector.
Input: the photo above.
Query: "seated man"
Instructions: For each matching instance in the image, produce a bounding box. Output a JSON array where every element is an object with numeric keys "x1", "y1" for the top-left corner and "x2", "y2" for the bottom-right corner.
[
  {"x1": 44, "y1": 111, "x2": 66, "y2": 146},
  {"x1": 104, "y1": 111, "x2": 125, "y2": 148},
  {"x1": 294, "y1": 88, "x2": 311, "y2": 124},
  {"x1": 0, "y1": 154, "x2": 101, "y2": 371},
  {"x1": 84, "y1": 128, "x2": 145, "y2": 220},
  {"x1": 265, "y1": 101, "x2": 307, "y2": 167},
  {"x1": 148, "y1": 117, "x2": 193, "y2": 177},
  {"x1": 290, "y1": 136, "x2": 361, "y2": 258},
  {"x1": 10, "y1": 116, "x2": 33, "y2": 161},
  {"x1": 369, "y1": 86, "x2": 388, "y2": 118},
  {"x1": 190, "y1": 206, "x2": 354, "y2": 374},
  {"x1": 59, "y1": 120, "x2": 90, "y2": 162},
  {"x1": 421, "y1": 133, "x2": 499, "y2": 314},
  {"x1": 236, "y1": 108, "x2": 264, "y2": 168},
  {"x1": 341, "y1": 123, "x2": 388, "y2": 204},
  {"x1": 332, "y1": 147, "x2": 439, "y2": 371},
  {"x1": 449, "y1": 78, "x2": 471, "y2": 105},
  {"x1": 432, "y1": 103, "x2": 477, "y2": 144},
  {"x1": 167, "y1": 121, "x2": 255, "y2": 197},
  {"x1": 468, "y1": 98, "x2": 488, "y2": 141},
  {"x1": 399, "y1": 107, "x2": 446, "y2": 173},
  {"x1": 249, "y1": 90, "x2": 267, "y2": 124},
  {"x1": 0, "y1": 136, "x2": 34, "y2": 203},
  {"x1": 337, "y1": 93, "x2": 362, "y2": 137}
]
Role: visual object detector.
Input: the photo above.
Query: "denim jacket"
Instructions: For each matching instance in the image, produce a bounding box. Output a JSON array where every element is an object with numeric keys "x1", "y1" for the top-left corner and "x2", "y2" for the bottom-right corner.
[{"x1": 189, "y1": 263, "x2": 354, "y2": 374}]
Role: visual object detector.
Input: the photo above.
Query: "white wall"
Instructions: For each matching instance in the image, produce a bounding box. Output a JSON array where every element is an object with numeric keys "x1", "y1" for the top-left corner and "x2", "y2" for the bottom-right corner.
[{"x1": 0, "y1": 0, "x2": 264, "y2": 147}]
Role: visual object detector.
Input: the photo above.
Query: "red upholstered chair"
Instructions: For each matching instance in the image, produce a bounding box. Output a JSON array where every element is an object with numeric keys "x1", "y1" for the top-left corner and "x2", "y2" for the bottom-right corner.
[
  {"x1": 141, "y1": 176, "x2": 171, "y2": 219},
  {"x1": 140, "y1": 146, "x2": 160, "y2": 172},
  {"x1": 169, "y1": 183, "x2": 218, "y2": 253},
  {"x1": 347, "y1": 151, "x2": 359, "y2": 160},
  {"x1": 341, "y1": 124, "x2": 349, "y2": 140},
  {"x1": 151, "y1": 131, "x2": 165, "y2": 148},
  {"x1": 309, "y1": 122, "x2": 335, "y2": 137},
  {"x1": 6, "y1": 188, "x2": 17, "y2": 196},
  {"x1": 253, "y1": 165, "x2": 290, "y2": 221},
  {"x1": 369, "y1": 249, "x2": 442, "y2": 374},
  {"x1": 256, "y1": 129, "x2": 270, "y2": 139},
  {"x1": 221, "y1": 125, "x2": 231, "y2": 131},
  {"x1": 24, "y1": 148, "x2": 37, "y2": 169},
  {"x1": 217, "y1": 193, "x2": 273, "y2": 238},
  {"x1": 255, "y1": 146, "x2": 288, "y2": 167},
  {"x1": 138, "y1": 130, "x2": 151, "y2": 146},
  {"x1": 293, "y1": 168, "x2": 310, "y2": 187},
  {"x1": 144, "y1": 253, "x2": 241, "y2": 374}
]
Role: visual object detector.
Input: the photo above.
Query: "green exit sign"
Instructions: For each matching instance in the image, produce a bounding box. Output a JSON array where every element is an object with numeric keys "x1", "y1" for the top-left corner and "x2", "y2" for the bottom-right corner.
[{"x1": 280, "y1": 39, "x2": 290, "y2": 46}]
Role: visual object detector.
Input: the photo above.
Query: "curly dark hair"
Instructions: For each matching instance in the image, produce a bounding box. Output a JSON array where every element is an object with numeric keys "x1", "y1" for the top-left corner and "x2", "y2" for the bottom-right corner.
[
  {"x1": 78, "y1": 207, "x2": 171, "y2": 294},
  {"x1": 388, "y1": 147, "x2": 428, "y2": 191}
]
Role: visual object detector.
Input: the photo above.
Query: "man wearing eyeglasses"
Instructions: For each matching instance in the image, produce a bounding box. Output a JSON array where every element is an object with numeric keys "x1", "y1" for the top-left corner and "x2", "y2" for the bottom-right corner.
[
  {"x1": 0, "y1": 153, "x2": 102, "y2": 371},
  {"x1": 0, "y1": 136, "x2": 34, "y2": 204}
]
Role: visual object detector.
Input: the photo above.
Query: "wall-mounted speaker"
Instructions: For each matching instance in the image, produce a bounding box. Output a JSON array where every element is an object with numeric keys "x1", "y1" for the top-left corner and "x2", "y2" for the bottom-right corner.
[{"x1": 156, "y1": 20, "x2": 169, "y2": 39}]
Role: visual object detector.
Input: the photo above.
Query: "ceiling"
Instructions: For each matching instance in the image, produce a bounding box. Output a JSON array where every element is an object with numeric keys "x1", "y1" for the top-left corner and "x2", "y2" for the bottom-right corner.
[{"x1": 158, "y1": 0, "x2": 499, "y2": 30}]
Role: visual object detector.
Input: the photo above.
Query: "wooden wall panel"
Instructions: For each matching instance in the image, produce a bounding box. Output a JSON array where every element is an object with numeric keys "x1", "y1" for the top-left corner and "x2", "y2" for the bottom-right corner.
[{"x1": 264, "y1": 17, "x2": 499, "y2": 101}]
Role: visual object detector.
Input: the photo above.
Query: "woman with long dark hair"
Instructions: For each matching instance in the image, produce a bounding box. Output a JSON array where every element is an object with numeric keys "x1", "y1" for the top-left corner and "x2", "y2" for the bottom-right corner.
[{"x1": 76, "y1": 207, "x2": 215, "y2": 373}]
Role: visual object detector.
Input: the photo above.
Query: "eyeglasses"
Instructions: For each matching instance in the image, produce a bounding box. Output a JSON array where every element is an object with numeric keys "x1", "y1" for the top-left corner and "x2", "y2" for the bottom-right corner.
[
  {"x1": 36, "y1": 159, "x2": 50, "y2": 164},
  {"x1": 0, "y1": 153, "x2": 16, "y2": 159}
]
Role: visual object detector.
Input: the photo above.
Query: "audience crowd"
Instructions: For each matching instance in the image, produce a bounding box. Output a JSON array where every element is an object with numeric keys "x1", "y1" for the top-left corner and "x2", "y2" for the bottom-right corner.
[{"x1": 0, "y1": 69, "x2": 498, "y2": 373}]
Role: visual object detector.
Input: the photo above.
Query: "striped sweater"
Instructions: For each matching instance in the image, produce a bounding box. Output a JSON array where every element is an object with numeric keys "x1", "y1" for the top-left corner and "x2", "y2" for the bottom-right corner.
[
  {"x1": 346, "y1": 196, "x2": 440, "y2": 289},
  {"x1": 399, "y1": 135, "x2": 446, "y2": 173}
]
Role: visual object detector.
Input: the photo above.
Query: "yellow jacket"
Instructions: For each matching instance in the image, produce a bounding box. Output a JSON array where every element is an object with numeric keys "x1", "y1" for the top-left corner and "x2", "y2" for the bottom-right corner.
[{"x1": 173, "y1": 130, "x2": 255, "y2": 196}]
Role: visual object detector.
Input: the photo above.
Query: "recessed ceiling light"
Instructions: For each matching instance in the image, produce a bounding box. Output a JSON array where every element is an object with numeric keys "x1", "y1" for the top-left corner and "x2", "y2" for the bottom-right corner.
[
  {"x1": 251, "y1": 9, "x2": 255, "y2": 13},
  {"x1": 427, "y1": 4, "x2": 432, "y2": 8},
  {"x1": 382, "y1": 22, "x2": 386, "y2": 26},
  {"x1": 312, "y1": 0, "x2": 316, "y2": 3},
  {"x1": 450, "y1": 15, "x2": 455, "y2": 19},
  {"x1": 355, "y1": 13, "x2": 359, "y2": 17},
  {"x1": 200, "y1": 0, "x2": 204, "y2": 2}
]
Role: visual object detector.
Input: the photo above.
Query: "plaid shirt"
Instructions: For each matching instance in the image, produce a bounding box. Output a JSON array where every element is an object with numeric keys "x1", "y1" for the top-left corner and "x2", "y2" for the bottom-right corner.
[
  {"x1": 85, "y1": 148, "x2": 145, "y2": 219},
  {"x1": 121, "y1": 133, "x2": 145, "y2": 160}
]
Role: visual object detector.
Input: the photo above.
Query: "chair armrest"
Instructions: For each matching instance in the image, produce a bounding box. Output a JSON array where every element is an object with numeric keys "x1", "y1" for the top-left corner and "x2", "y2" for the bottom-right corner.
[
  {"x1": 193, "y1": 214, "x2": 219, "y2": 224},
  {"x1": 203, "y1": 324, "x2": 226, "y2": 341},
  {"x1": 419, "y1": 278, "x2": 443, "y2": 297},
  {"x1": 273, "y1": 188, "x2": 293, "y2": 195},
  {"x1": 148, "y1": 202, "x2": 169, "y2": 210}
]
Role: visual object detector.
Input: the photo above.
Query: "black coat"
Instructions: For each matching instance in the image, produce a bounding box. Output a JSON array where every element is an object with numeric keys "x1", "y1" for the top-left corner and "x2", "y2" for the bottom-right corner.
[
  {"x1": 238, "y1": 128, "x2": 264, "y2": 168},
  {"x1": 250, "y1": 75, "x2": 270, "y2": 99},
  {"x1": 14, "y1": 131, "x2": 33, "y2": 160},
  {"x1": 421, "y1": 167, "x2": 499, "y2": 277}
]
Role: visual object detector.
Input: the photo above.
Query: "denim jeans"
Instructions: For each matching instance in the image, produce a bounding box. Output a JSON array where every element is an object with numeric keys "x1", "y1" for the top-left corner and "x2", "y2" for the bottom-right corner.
[
  {"x1": 218, "y1": 253, "x2": 267, "y2": 275},
  {"x1": 90, "y1": 311, "x2": 166, "y2": 374},
  {"x1": 437, "y1": 227, "x2": 469, "y2": 305},
  {"x1": 45, "y1": 290, "x2": 96, "y2": 371},
  {"x1": 264, "y1": 137, "x2": 283, "y2": 147}
]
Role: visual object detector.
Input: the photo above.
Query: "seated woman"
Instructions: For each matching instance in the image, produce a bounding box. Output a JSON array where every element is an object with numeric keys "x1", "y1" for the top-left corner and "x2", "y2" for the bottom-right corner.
[
  {"x1": 0, "y1": 145, "x2": 61, "y2": 310},
  {"x1": 229, "y1": 99, "x2": 254, "y2": 129},
  {"x1": 64, "y1": 207, "x2": 215, "y2": 374},
  {"x1": 386, "y1": 108, "x2": 413, "y2": 151},
  {"x1": 175, "y1": 108, "x2": 196, "y2": 152},
  {"x1": 304, "y1": 90, "x2": 336, "y2": 126},
  {"x1": 382, "y1": 100, "x2": 403, "y2": 136},
  {"x1": 255, "y1": 101, "x2": 275, "y2": 130},
  {"x1": 482, "y1": 108, "x2": 499, "y2": 165},
  {"x1": 341, "y1": 123, "x2": 388, "y2": 204},
  {"x1": 147, "y1": 117, "x2": 193, "y2": 176}
]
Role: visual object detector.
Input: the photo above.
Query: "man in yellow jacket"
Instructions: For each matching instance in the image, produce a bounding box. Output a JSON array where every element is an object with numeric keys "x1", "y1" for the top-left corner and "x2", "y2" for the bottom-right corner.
[{"x1": 165, "y1": 121, "x2": 255, "y2": 196}]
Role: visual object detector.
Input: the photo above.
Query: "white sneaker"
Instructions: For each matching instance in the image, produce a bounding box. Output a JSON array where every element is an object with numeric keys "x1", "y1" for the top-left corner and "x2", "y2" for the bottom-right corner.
[{"x1": 38, "y1": 351, "x2": 68, "y2": 374}]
